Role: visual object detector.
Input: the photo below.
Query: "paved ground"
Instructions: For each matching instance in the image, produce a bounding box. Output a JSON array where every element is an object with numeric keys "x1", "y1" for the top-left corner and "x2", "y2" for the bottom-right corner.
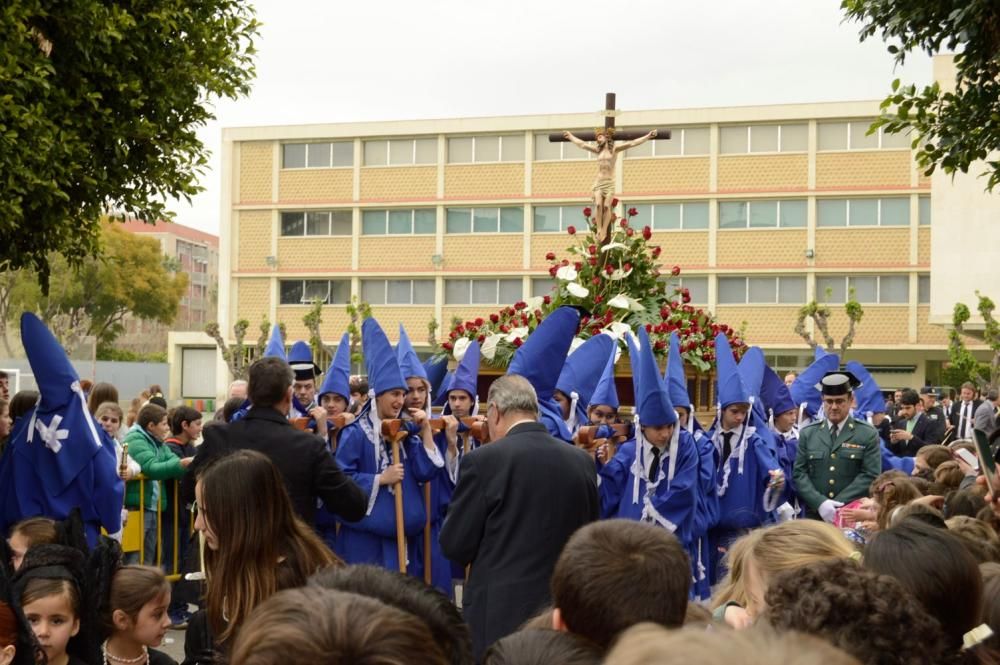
[{"x1": 160, "y1": 629, "x2": 186, "y2": 662}]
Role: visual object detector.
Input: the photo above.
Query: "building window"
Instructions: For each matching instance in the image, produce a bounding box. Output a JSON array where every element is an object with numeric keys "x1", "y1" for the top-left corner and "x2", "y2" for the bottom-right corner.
[
  {"x1": 360, "y1": 279, "x2": 435, "y2": 305},
  {"x1": 447, "y1": 135, "x2": 525, "y2": 163},
  {"x1": 280, "y1": 211, "x2": 352, "y2": 236},
  {"x1": 279, "y1": 279, "x2": 351, "y2": 305},
  {"x1": 446, "y1": 207, "x2": 524, "y2": 233},
  {"x1": 533, "y1": 205, "x2": 588, "y2": 232},
  {"x1": 817, "y1": 121, "x2": 912, "y2": 151},
  {"x1": 817, "y1": 198, "x2": 910, "y2": 227},
  {"x1": 918, "y1": 275, "x2": 930, "y2": 304},
  {"x1": 816, "y1": 274, "x2": 909, "y2": 304},
  {"x1": 625, "y1": 126, "x2": 710, "y2": 157},
  {"x1": 363, "y1": 138, "x2": 437, "y2": 166},
  {"x1": 445, "y1": 278, "x2": 523, "y2": 305},
  {"x1": 718, "y1": 199, "x2": 806, "y2": 229},
  {"x1": 719, "y1": 124, "x2": 808, "y2": 154},
  {"x1": 281, "y1": 142, "x2": 353, "y2": 169},
  {"x1": 531, "y1": 278, "x2": 557, "y2": 297},
  {"x1": 361, "y1": 209, "x2": 436, "y2": 235},
  {"x1": 919, "y1": 196, "x2": 931, "y2": 226},
  {"x1": 718, "y1": 276, "x2": 806, "y2": 304},
  {"x1": 662, "y1": 276, "x2": 709, "y2": 303},
  {"x1": 626, "y1": 202, "x2": 709, "y2": 230},
  {"x1": 533, "y1": 131, "x2": 597, "y2": 161}
]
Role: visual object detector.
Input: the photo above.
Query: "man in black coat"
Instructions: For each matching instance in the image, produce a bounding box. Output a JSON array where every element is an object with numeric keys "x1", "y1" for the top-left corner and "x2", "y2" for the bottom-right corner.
[
  {"x1": 949, "y1": 381, "x2": 983, "y2": 442},
  {"x1": 440, "y1": 375, "x2": 599, "y2": 658},
  {"x1": 183, "y1": 357, "x2": 366, "y2": 525},
  {"x1": 889, "y1": 388, "x2": 944, "y2": 456}
]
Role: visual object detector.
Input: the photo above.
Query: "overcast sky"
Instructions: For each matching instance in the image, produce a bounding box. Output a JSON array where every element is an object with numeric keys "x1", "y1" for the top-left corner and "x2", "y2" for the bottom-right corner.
[{"x1": 167, "y1": 0, "x2": 934, "y2": 235}]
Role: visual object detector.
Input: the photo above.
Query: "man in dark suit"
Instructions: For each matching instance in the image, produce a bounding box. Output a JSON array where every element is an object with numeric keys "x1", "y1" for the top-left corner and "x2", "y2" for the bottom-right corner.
[
  {"x1": 949, "y1": 381, "x2": 983, "y2": 442},
  {"x1": 184, "y1": 357, "x2": 367, "y2": 525},
  {"x1": 440, "y1": 374, "x2": 599, "y2": 658},
  {"x1": 889, "y1": 388, "x2": 943, "y2": 456}
]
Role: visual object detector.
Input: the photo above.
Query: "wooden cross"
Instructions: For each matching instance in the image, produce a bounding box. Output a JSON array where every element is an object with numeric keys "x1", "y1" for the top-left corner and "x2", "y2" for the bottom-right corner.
[{"x1": 547, "y1": 93, "x2": 672, "y2": 144}]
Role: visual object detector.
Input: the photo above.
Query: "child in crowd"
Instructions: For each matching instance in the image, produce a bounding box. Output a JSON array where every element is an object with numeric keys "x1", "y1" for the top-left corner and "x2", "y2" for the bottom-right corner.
[
  {"x1": 161, "y1": 406, "x2": 201, "y2": 612},
  {"x1": 483, "y1": 630, "x2": 601, "y2": 665},
  {"x1": 913, "y1": 444, "x2": 953, "y2": 478},
  {"x1": 102, "y1": 566, "x2": 176, "y2": 665},
  {"x1": 871, "y1": 476, "x2": 922, "y2": 531},
  {"x1": 0, "y1": 600, "x2": 17, "y2": 665},
  {"x1": 7, "y1": 519, "x2": 56, "y2": 572},
  {"x1": 13, "y1": 546, "x2": 90, "y2": 665}
]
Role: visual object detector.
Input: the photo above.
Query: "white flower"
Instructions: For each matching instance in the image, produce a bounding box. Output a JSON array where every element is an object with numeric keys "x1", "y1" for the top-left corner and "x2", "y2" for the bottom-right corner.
[
  {"x1": 567, "y1": 337, "x2": 588, "y2": 356},
  {"x1": 603, "y1": 321, "x2": 633, "y2": 341},
  {"x1": 505, "y1": 327, "x2": 529, "y2": 343},
  {"x1": 601, "y1": 242, "x2": 628, "y2": 252},
  {"x1": 524, "y1": 295, "x2": 544, "y2": 311},
  {"x1": 480, "y1": 334, "x2": 503, "y2": 360},
  {"x1": 566, "y1": 282, "x2": 589, "y2": 298},
  {"x1": 608, "y1": 294, "x2": 631, "y2": 309},
  {"x1": 453, "y1": 337, "x2": 471, "y2": 362},
  {"x1": 607, "y1": 268, "x2": 633, "y2": 281},
  {"x1": 555, "y1": 265, "x2": 578, "y2": 281}
]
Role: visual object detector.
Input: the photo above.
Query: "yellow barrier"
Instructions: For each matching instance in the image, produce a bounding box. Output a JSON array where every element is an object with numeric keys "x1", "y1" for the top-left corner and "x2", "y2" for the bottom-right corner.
[{"x1": 122, "y1": 476, "x2": 191, "y2": 582}]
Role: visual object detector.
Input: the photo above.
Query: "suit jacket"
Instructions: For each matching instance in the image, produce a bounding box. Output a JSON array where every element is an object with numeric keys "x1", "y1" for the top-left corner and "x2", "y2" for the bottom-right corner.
[
  {"x1": 439, "y1": 421, "x2": 599, "y2": 658},
  {"x1": 183, "y1": 407, "x2": 366, "y2": 525},
  {"x1": 793, "y1": 417, "x2": 881, "y2": 515},
  {"x1": 889, "y1": 411, "x2": 943, "y2": 456},
  {"x1": 975, "y1": 401, "x2": 999, "y2": 436},
  {"x1": 949, "y1": 400, "x2": 983, "y2": 437}
]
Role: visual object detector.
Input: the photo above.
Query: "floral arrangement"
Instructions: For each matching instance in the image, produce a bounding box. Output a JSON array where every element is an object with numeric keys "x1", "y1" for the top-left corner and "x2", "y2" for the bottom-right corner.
[{"x1": 440, "y1": 205, "x2": 747, "y2": 372}]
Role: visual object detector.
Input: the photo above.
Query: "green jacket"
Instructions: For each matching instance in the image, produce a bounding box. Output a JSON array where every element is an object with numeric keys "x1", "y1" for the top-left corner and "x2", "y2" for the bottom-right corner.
[
  {"x1": 793, "y1": 416, "x2": 880, "y2": 515},
  {"x1": 124, "y1": 426, "x2": 185, "y2": 511}
]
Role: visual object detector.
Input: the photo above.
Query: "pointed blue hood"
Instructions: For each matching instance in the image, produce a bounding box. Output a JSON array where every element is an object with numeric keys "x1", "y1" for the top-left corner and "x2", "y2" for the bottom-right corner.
[
  {"x1": 738, "y1": 346, "x2": 768, "y2": 420},
  {"x1": 362, "y1": 318, "x2": 407, "y2": 396},
  {"x1": 288, "y1": 340, "x2": 321, "y2": 379},
  {"x1": 432, "y1": 371, "x2": 454, "y2": 408},
  {"x1": 396, "y1": 325, "x2": 428, "y2": 381},
  {"x1": 263, "y1": 324, "x2": 286, "y2": 360},
  {"x1": 424, "y1": 356, "x2": 449, "y2": 398},
  {"x1": 507, "y1": 306, "x2": 580, "y2": 402},
  {"x1": 589, "y1": 345, "x2": 620, "y2": 409},
  {"x1": 556, "y1": 334, "x2": 615, "y2": 407},
  {"x1": 664, "y1": 332, "x2": 692, "y2": 409},
  {"x1": 448, "y1": 340, "x2": 480, "y2": 400},
  {"x1": 635, "y1": 328, "x2": 676, "y2": 426},
  {"x1": 714, "y1": 333, "x2": 751, "y2": 408},
  {"x1": 318, "y1": 333, "x2": 352, "y2": 402},
  {"x1": 846, "y1": 360, "x2": 885, "y2": 417},
  {"x1": 625, "y1": 331, "x2": 642, "y2": 406},
  {"x1": 760, "y1": 366, "x2": 797, "y2": 418},
  {"x1": 790, "y1": 352, "x2": 840, "y2": 418}
]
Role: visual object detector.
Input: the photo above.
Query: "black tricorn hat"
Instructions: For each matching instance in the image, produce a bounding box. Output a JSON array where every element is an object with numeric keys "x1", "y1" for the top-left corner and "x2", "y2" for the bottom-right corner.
[{"x1": 815, "y1": 371, "x2": 862, "y2": 396}]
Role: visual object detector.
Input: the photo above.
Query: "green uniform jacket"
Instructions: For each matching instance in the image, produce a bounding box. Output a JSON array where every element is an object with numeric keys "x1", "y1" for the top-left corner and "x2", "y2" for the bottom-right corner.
[
  {"x1": 124, "y1": 426, "x2": 185, "y2": 511},
  {"x1": 793, "y1": 416, "x2": 880, "y2": 515}
]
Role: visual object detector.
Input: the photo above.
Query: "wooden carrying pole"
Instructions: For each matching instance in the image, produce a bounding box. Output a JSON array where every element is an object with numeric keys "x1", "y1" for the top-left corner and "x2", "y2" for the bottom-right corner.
[{"x1": 381, "y1": 420, "x2": 408, "y2": 573}]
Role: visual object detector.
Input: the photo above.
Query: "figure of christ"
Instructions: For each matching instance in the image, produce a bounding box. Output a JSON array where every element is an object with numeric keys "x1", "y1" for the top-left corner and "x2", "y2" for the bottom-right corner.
[{"x1": 562, "y1": 128, "x2": 657, "y2": 244}]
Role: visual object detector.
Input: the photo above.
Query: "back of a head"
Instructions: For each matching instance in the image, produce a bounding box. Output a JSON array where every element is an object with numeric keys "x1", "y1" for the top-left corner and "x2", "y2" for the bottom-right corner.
[
  {"x1": 918, "y1": 445, "x2": 953, "y2": 471},
  {"x1": 551, "y1": 519, "x2": 689, "y2": 650},
  {"x1": 248, "y1": 357, "x2": 293, "y2": 408},
  {"x1": 946, "y1": 490, "x2": 988, "y2": 520},
  {"x1": 764, "y1": 558, "x2": 947, "y2": 665},
  {"x1": 946, "y1": 516, "x2": 1000, "y2": 564},
  {"x1": 865, "y1": 519, "x2": 983, "y2": 652},
  {"x1": 893, "y1": 504, "x2": 948, "y2": 530},
  {"x1": 748, "y1": 520, "x2": 856, "y2": 580},
  {"x1": 231, "y1": 587, "x2": 448, "y2": 665},
  {"x1": 222, "y1": 396, "x2": 245, "y2": 422},
  {"x1": 87, "y1": 382, "x2": 119, "y2": 415},
  {"x1": 8, "y1": 391, "x2": 38, "y2": 422},
  {"x1": 980, "y1": 563, "x2": 1000, "y2": 651},
  {"x1": 483, "y1": 629, "x2": 601, "y2": 665},
  {"x1": 309, "y1": 564, "x2": 473, "y2": 665},
  {"x1": 604, "y1": 623, "x2": 862, "y2": 665},
  {"x1": 488, "y1": 375, "x2": 538, "y2": 418}
]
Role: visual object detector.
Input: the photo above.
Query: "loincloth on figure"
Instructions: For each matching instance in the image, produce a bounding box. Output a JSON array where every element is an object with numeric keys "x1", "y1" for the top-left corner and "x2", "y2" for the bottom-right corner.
[{"x1": 591, "y1": 177, "x2": 615, "y2": 198}]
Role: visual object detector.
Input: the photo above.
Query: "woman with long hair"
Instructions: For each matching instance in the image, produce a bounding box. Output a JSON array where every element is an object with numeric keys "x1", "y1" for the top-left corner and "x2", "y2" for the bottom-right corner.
[{"x1": 189, "y1": 450, "x2": 340, "y2": 659}]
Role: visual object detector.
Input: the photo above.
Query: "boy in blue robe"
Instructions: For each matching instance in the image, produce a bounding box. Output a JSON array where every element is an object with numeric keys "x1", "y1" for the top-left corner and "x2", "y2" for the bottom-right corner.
[
  {"x1": 760, "y1": 365, "x2": 804, "y2": 518},
  {"x1": 586, "y1": 346, "x2": 621, "y2": 427},
  {"x1": 706, "y1": 334, "x2": 784, "y2": 584},
  {"x1": 599, "y1": 328, "x2": 698, "y2": 554},
  {"x1": 664, "y1": 331, "x2": 717, "y2": 601},
  {"x1": 334, "y1": 318, "x2": 445, "y2": 574},
  {"x1": 553, "y1": 334, "x2": 615, "y2": 437},
  {"x1": 507, "y1": 307, "x2": 580, "y2": 443},
  {"x1": 313, "y1": 333, "x2": 355, "y2": 550},
  {"x1": 789, "y1": 348, "x2": 840, "y2": 428}
]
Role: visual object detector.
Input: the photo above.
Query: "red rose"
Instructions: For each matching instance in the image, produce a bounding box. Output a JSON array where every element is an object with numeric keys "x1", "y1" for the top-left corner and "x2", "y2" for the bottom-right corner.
[
  {"x1": 623, "y1": 262, "x2": 633, "y2": 272},
  {"x1": 546, "y1": 251, "x2": 556, "y2": 261},
  {"x1": 588, "y1": 257, "x2": 598, "y2": 266},
  {"x1": 475, "y1": 317, "x2": 484, "y2": 326},
  {"x1": 442, "y1": 342, "x2": 453, "y2": 350},
  {"x1": 449, "y1": 331, "x2": 458, "y2": 340},
  {"x1": 655, "y1": 340, "x2": 666, "y2": 350},
  {"x1": 702, "y1": 352, "x2": 711, "y2": 361},
  {"x1": 515, "y1": 301, "x2": 527, "y2": 310},
  {"x1": 520, "y1": 315, "x2": 529, "y2": 325},
  {"x1": 560, "y1": 259, "x2": 569, "y2": 267},
  {"x1": 660, "y1": 307, "x2": 670, "y2": 319},
  {"x1": 543, "y1": 295, "x2": 551, "y2": 304},
  {"x1": 626, "y1": 227, "x2": 634, "y2": 237},
  {"x1": 620, "y1": 219, "x2": 628, "y2": 228},
  {"x1": 588, "y1": 244, "x2": 597, "y2": 255},
  {"x1": 500, "y1": 324, "x2": 510, "y2": 333},
  {"x1": 645, "y1": 324, "x2": 653, "y2": 333},
  {"x1": 642, "y1": 226, "x2": 652, "y2": 240},
  {"x1": 549, "y1": 265, "x2": 558, "y2": 276},
  {"x1": 592, "y1": 276, "x2": 601, "y2": 285},
  {"x1": 611, "y1": 198, "x2": 619, "y2": 207},
  {"x1": 534, "y1": 309, "x2": 543, "y2": 319},
  {"x1": 669, "y1": 301, "x2": 678, "y2": 310},
  {"x1": 456, "y1": 325, "x2": 465, "y2": 334},
  {"x1": 513, "y1": 338, "x2": 524, "y2": 348},
  {"x1": 628, "y1": 207, "x2": 638, "y2": 217},
  {"x1": 583, "y1": 207, "x2": 593, "y2": 218},
  {"x1": 567, "y1": 225, "x2": 577, "y2": 235},
  {"x1": 652, "y1": 246, "x2": 662, "y2": 258},
  {"x1": 682, "y1": 293, "x2": 691, "y2": 304},
  {"x1": 671, "y1": 265, "x2": 681, "y2": 276},
  {"x1": 604, "y1": 264, "x2": 614, "y2": 274},
  {"x1": 594, "y1": 294, "x2": 604, "y2": 303},
  {"x1": 574, "y1": 261, "x2": 583, "y2": 271},
  {"x1": 604, "y1": 311, "x2": 614, "y2": 322},
  {"x1": 490, "y1": 313, "x2": 500, "y2": 323},
  {"x1": 477, "y1": 335, "x2": 485, "y2": 343},
  {"x1": 581, "y1": 316, "x2": 590, "y2": 325}
]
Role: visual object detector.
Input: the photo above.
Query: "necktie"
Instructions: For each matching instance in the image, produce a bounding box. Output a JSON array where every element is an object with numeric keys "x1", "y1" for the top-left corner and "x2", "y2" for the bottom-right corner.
[
  {"x1": 722, "y1": 431, "x2": 734, "y2": 462},
  {"x1": 649, "y1": 446, "x2": 662, "y2": 481},
  {"x1": 962, "y1": 403, "x2": 971, "y2": 438},
  {"x1": 830, "y1": 423, "x2": 838, "y2": 440}
]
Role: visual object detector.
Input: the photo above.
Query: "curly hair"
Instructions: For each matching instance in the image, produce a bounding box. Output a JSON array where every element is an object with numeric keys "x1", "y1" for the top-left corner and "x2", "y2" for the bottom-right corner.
[
  {"x1": 872, "y1": 478, "x2": 923, "y2": 530},
  {"x1": 946, "y1": 516, "x2": 1000, "y2": 564},
  {"x1": 764, "y1": 558, "x2": 948, "y2": 665}
]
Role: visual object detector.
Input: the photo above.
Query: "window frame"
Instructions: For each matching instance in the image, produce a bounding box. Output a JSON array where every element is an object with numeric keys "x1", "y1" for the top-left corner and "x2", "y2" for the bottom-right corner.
[
  {"x1": 362, "y1": 138, "x2": 438, "y2": 167},
  {"x1": 360, "y1": 279, "x2": 436, "y2": 306},
  {"x1": 446, "y1": 134, "x2": 525, "y2": 164},
  {"x1": 278, "y1": 279, "x2": 352, "y2": 306},
  {"x1": 717, "y1": 199, "x2": 807, "y2": 230},
  {"x1": 532, "y1": 130, "x2": 597, "y2": 161},
  {"x1": 532, "y1": 205, "x2": 584, "y2": 233},
  {"x1": 816, "y1": 121, "x2": 914, "y2": 152},
  {"x1": 816, "y1": 274, "x2": 911, "y2": 305},
  {"x1": 445, "y1": 206, "x2": 524, "y2": 234},
  {"x1": 816, "y1": 197, "x2": 912, "y2": 228},
  {"x1": 280, "y1": 210, "x2": 353, "y2": 237},
  {"x1": 281, "y1": 141, "x2": 353, "y2": 169},
  {"x1": 717, "y1": 275, "x2": 807, "y2": 305},
  {"x1": 444, "y1": 278, "x2": 524, "y2": 305},
  {"x1": 361, "y1": 208, "x2": 437, "y2": 236},
  {"x1": 719, "y1": 123, "x2": 810, "y2": 155}
]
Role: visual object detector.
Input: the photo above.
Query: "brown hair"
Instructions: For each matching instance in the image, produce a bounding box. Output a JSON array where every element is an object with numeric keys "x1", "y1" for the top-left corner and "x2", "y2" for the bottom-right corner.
[
  {"x1": 604, "y1": 623, "x2": 862, "y2": 665},
  {"x1": 935, "y1": 461, "x2": 966, "y2": 493},
  {"x1": 947, "y1": 516, "x2": 1000, "y2": 564},
  {"x1": 230, "y1": 587, "x2": 448, "y2": 665},
  {"x1": 764, "y1": 558, "x2": 948, "y2": 665},
  {"x1": 980, "y1": 563, "x2": 1000, "y2": 651},
  {"x1": 8, "y1": 391, "x2": 39, "y2": 423},
  {"x1": 104, "y1": 566, "x2": 170, "y2": 633},
  {"x1": 917, "y1": 445, "x2": 953, "y2": 471},
  {"x1": 710, "y1": 528, "x2": 763, "y2": 610},
  {"x1": 94, "y1": 401, "x2": 124, "y2": 424},
  {"x1": 136, "y1": 404, "x2": 167, "y2": 432},
  {"x1": 21, "y1": 578, "x2": 80, "y2": 618},
  {"x1": 87, "y1": 382, "x2": 119, "y2": 415},
  {"x1": 200, "y1": 450, "x2": 340, "y2": 645},
  {"x1": 483, "y1": 629, "x2": 601, "y2": 665},
  {"x1": 126, "y1": 397, "x2": 142, "y2": 428},
  {"x1": 10, "y1": 517, "x2": 57, "y2": 548},
  {"x1": 872, "y1": 478, "x2": 922, "y2": 530},
  {"x1": 550, "y1": 519, "x2": 689, "y2": 650},
  {"x1": 0, "y1": 602, "x2": 16, "y2": 647}
]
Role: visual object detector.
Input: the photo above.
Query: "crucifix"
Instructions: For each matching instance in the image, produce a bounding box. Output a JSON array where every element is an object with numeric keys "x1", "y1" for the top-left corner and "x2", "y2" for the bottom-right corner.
[{"x1": 549, "y1": 93, "x2": 672, "y2": 244}]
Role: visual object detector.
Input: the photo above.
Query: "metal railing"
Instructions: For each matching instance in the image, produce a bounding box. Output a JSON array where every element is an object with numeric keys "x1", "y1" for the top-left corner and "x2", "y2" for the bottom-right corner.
[{"x1": 122, "y1": 476, "x2": 191, "y2": 582}]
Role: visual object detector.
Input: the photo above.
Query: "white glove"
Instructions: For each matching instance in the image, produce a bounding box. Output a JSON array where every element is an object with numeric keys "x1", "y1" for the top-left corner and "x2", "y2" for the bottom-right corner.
[
  {"x1": 819, "y1": 499, "x2": 844, "y2": 523},
  {"x1": 776, "y1": 502, "x2": 796, "y2": 523}
]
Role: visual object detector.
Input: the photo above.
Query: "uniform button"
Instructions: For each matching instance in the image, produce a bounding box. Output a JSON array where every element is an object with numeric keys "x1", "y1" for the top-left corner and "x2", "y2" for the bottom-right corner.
[
  {"x1": 828, "y1": 492, "x2": 835, "y2": 498},
  {"x1": 829, "y1": 466, "x2": 836, "y2": 471},
  {"x1": 831, "y1": 454, "x2": 836, "y2": 459},
  {"x1": 829, "y1": 479, "x2": 836, "y2": 485}
]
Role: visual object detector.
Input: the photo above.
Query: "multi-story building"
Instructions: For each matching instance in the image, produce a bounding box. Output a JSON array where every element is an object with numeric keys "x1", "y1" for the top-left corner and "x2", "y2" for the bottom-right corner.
[
  {"x1": 214, "y1": 61, "x2": 995, "y2": 393},
  {"x1": 119, "y1": 219, "x2": 219, "y2": 354}
]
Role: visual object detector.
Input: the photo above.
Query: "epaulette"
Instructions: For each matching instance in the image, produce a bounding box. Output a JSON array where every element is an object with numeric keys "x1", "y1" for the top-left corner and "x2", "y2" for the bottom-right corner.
[
  {"x1": 847, "y1": 417, "x2": 876, "y2": 431},
  {"x1": 800, "y1": 419, "x2": 825, "y2": 431}
]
